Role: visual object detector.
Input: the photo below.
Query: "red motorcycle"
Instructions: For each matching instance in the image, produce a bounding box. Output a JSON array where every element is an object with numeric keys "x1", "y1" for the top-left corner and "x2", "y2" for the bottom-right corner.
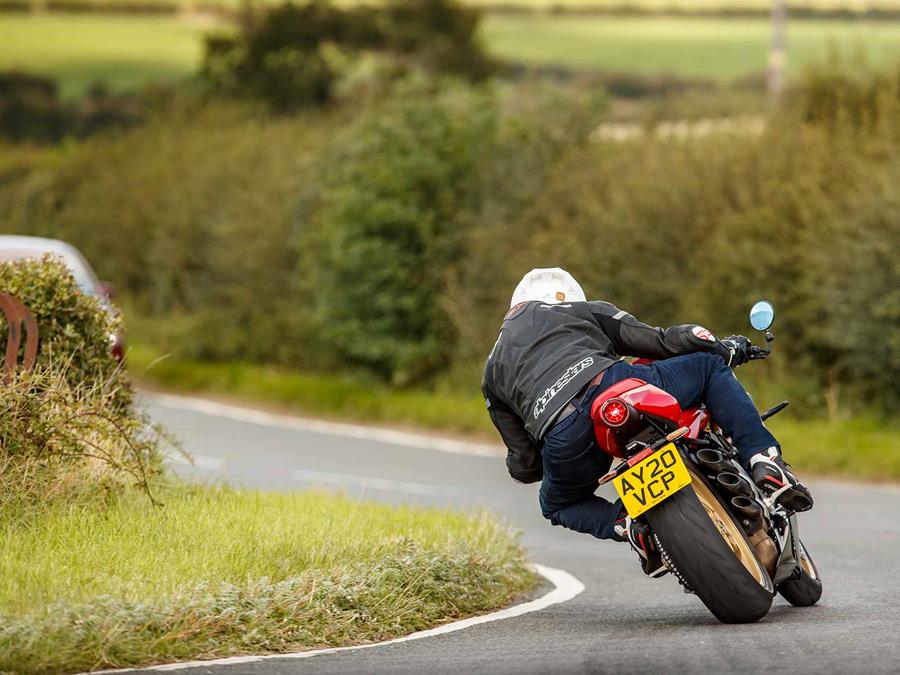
[{"x1": 591, "y1": 301, "x2": 821, "y2": 623}]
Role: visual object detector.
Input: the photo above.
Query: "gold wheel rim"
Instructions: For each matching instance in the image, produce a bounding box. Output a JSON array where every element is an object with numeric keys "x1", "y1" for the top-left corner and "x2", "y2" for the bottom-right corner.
[
  {"x1": 691, "y1": 476, "x2": 767, "y2": 586},
  {"x1": 799, "y1": 544, "x2": 816, "y2": 579}
]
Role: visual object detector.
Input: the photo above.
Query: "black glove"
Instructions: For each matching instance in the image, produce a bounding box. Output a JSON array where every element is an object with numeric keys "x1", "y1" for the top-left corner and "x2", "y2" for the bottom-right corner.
[{"x1": 719, "y1": 335, "x2": 751, "y2": 367}]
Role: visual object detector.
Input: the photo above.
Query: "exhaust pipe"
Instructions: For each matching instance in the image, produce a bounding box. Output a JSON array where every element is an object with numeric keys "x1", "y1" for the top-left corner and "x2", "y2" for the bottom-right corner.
[
  {"x1": 730, "y1": 495, "x2": 764, "y2": 534},
  {"x1": 696, "y1": 448, "x2": 730, "y2": 474},
  {"x1": 716, "y1": 471, "x2": 752, "y2": 497}
]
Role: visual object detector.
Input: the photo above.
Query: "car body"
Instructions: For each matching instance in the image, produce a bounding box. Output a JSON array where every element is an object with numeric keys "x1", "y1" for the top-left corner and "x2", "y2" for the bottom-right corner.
[{"x1": 0, "y1": 235, "x2": 124, "y2": 359}]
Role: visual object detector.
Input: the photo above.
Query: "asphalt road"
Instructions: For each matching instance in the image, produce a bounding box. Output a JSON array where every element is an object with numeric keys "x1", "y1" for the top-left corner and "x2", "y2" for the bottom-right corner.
[{"x1": 140, "y1": 394, "x2": 900, "y2": 675}]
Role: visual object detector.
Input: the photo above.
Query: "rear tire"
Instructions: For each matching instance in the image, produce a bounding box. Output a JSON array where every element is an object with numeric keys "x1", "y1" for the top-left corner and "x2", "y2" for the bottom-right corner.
[
  {"x1": 777, "y1": 539, "x2": 822, "y2": 607},
  {"x1": 645, "y1": 473, "x2": 774, "y2": 624}
]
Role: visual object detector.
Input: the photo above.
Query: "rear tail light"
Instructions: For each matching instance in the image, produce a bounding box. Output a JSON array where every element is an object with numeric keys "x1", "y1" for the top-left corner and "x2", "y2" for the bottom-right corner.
[{"x1": 601, "y1": 398, "x2": 629, "y2": 427}]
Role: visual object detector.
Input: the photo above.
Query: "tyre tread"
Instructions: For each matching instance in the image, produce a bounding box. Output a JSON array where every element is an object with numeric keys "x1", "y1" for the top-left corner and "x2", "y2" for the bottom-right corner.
[{"x1": 645, "y1": 480, "x2": 774, "y2": 623}]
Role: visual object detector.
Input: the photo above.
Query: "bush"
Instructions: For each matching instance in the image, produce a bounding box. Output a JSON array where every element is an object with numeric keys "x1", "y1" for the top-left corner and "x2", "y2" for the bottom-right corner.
[
  {"x1": 795, "y1": 57, "x2": 900, "y2": 135},
  {"x1": 2, "y1": 62, "x2": 897, "y2": 413},
  {"x1": 0, "y1": 71, "x2": 145, "y2": 143},
  {"x1": 1, "y1": 104, "x2": 327, "y2": 366},
  {"x1": 299, "y1": 79, "x2": 593, "y2": 383},
  {"x1": 0, "y1": 72, "x2": 66, "y2": 143},
  {"x1": 0, "y1": 364, "x2": 166, "y2": 514},
  {"x1": 0, "y1": 256, "x2": 166, "y2": 510},
  {"x1": 203, "y1": 0, "x2": 494, "y2": 111},
  {"x1": 0, "y1": 255, "x2": 129, "y2": 406}
]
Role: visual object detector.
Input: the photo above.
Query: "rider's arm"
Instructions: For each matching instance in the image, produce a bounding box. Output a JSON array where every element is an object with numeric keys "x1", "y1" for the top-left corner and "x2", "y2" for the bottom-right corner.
[
  {"x1": 483, "y1": 387, "x2": 543, "y2": 484},
  {"x1": 586, "y1": 301, "x2": 730, "y2": 361}
]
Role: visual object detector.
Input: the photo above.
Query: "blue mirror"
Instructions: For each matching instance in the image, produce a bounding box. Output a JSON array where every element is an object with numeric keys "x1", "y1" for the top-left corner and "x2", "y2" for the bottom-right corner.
[{"x1": 749, "y1": 300, "x2": 775, "y2": 331}]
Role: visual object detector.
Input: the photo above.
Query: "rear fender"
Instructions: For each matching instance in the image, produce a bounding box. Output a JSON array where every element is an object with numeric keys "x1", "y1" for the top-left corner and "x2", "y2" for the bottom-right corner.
[{"x1": 591, "y1": 380, "x2": 682, "y2": 457}]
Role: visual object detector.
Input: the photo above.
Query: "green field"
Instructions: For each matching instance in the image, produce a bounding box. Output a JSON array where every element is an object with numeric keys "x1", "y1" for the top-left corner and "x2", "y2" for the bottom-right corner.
[
  {"x1": 2, "y1": 13, "x2": 900, "y2": 96},
  {"x1": 0, "y1": 14, "x2": 208, "y2": 96},
  {"x1": 482, "y1": 15, "x2": 900, "y2": 78},
  {"x1": 8, "y1": 0, "x2": 900, "y2": 11}
]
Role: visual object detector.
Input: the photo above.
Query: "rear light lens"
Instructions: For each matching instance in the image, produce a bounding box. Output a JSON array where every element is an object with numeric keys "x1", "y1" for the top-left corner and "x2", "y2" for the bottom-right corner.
[{"x1": 601, "y1": 398, "x2": 629, "y2": 427}]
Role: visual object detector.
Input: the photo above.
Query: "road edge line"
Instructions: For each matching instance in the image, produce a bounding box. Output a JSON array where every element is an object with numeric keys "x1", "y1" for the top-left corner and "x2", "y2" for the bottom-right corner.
[
  {"x1": 144, "y1": 391, "x2": 502, "y2": 457},
  {"x1": 91, "y1": 563, "x2": 584, "y2": 673}
]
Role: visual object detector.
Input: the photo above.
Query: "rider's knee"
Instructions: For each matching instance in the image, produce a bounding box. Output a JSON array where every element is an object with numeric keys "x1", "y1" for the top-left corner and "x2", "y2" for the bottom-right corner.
[{"x1": 692, "y1": 350, "x2": 727, "y2": 373}]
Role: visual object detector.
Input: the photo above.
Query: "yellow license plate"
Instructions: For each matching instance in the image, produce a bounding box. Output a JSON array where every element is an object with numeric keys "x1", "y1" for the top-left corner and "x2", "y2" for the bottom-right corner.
[{"x1": 613, "y1": 443, "x2": 692, "y2": 518}]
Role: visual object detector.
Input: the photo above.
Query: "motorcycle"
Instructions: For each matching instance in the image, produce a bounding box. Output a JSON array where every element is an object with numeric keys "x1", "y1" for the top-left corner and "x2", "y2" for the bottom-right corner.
[{"x1": 592, "y1": 300, "x2": 822, "y2": 623}]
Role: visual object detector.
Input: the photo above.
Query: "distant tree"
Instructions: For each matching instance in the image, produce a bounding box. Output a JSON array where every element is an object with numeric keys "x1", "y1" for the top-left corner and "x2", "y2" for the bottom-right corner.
[
  {"x1": 0, "y1": 73, "x2": 141, "y2": 143},
  {"x1": 202, "y1": 0, "x2": 494, "y2": 112},
  {"x1": 0, "y1": 72, "x2": 65, "y2": 142},
  {"x1": 381, "y1": 0, "x2": 494, "y2": 81}
]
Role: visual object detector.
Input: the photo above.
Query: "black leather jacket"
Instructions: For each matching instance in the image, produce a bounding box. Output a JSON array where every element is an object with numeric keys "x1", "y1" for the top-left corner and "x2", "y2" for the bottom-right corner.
[{"x1": 481, "y1": 301, "x2": 730, "y2": 483}]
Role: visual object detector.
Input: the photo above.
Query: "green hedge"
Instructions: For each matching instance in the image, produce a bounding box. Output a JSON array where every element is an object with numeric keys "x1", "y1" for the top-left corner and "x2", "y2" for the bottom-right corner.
[{"x1": 3, "y1": 61, "x2": 898, "y2": 412}]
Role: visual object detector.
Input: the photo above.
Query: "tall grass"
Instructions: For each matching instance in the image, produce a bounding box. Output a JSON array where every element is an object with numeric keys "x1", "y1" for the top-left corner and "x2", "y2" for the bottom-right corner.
[
  {"x1": 0, "y1": 487, "x2": 536, "y2": 673},
  {"x1": 130, "y1": 343, "x2": 492, "y2": 434}
]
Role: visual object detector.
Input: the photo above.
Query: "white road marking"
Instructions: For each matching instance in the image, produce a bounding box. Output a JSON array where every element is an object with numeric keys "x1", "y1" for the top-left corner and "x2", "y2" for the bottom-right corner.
[
  {"x1": 90, "y1": 564, "x2": 584, "y2": 674},
  {"x1": 144, "y1": 392, "x2": 502, "y2": 457},
  {"x1": 291, "y1": 469, "x2": 461, "y2": 497},
  {"x1": 168, "y1": 452, "x2": 224, "y2": 471}
]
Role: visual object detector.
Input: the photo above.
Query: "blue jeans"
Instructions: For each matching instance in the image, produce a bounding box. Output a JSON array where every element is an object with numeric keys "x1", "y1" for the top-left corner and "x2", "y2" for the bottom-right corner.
[{"x1": 538, "y1": 352, "x2": 778, "y2": 540}]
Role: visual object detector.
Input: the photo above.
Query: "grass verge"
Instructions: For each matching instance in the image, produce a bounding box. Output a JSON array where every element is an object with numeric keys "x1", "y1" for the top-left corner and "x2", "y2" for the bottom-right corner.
[
  {"x1": 0, "y1": 485, "x2": 537, "y2": 674},
  {"x1": 129, "y1": 343, "x2": 493, "y2": 436},
  {"x1": 129, "y1": 344, "x2": 900, "y2": 481}
]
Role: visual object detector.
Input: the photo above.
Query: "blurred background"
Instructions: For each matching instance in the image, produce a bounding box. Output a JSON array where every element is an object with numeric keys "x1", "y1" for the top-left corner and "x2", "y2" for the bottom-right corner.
[{"x1": 1, "y1": 0, "x2": 897, "y2": 474}]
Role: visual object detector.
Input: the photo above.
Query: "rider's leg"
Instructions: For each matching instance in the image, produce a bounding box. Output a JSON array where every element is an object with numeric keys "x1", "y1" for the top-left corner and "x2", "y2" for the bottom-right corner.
[
  {"x1": 542, "y1": 494, "x2": 623, "y2": 540},
  {"x1": 538, "y1": 389, "x2": 620, "y2": 539},
  {"x1": 538, "y1": 393, "x2": 667, "y2": 572},
  {"x1": 599, "y1": 352, "x2": 776, "y2": 466},
  {"x1": 600, "y1": 354, "x2": 813, "y2": 511}
]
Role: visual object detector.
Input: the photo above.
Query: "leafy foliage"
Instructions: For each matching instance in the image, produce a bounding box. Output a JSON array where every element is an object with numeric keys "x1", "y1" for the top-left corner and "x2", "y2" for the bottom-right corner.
[
  {"x1": 0, "y1": 257, "x2": 168, "y2": 511},
  {"x1": 0, "y1": 71, "x2": 144, "y2": 143},
  {"x1": 3, "y1": 62, "x2": 898, "y2": 412},
  {"x1": 299, "y1": 83, "x2": 497, "y2": 383},
  {"x1": 203, "y1": 0, "x2": 493, "y2": 111},
  {"x1": 0, "y1": 255, "x2": 129, "y2": 406},
  {"x1": 0, "y1": 364, "x2": 167, "y2": 514}
]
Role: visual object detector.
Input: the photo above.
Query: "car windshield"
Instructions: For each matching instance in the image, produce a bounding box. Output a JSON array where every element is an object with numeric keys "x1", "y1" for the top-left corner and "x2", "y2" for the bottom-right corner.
[{"x1": 0, "y1": 247, "x2": 102, "y2": 296}]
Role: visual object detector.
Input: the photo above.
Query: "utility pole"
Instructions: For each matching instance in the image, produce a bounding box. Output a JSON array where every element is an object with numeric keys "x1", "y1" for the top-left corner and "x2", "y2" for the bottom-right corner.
[{"x1": 767, "y1": 0, "x2": 787, "y2": 100}]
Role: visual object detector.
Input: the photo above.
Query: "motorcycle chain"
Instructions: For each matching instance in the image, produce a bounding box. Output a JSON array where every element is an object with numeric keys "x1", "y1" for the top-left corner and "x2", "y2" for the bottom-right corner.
[{"x1": 652, "y1": 532, "x2": 694, "y2": 594}]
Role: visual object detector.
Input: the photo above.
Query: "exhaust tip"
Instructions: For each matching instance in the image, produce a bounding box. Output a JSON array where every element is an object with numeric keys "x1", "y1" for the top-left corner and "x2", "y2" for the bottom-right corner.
[
  {"x1": 731, "y1": 495, "x2": 756, "y2": 510},
  {"x1": 696, "y1": 449, "x2": 724, "y2": 465}
]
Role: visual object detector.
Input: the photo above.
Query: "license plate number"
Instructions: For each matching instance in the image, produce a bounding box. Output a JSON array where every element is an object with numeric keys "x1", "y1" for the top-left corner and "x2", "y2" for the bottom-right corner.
[{"x1": 613, "y1": 444, "x2": 692, "y2": 518}]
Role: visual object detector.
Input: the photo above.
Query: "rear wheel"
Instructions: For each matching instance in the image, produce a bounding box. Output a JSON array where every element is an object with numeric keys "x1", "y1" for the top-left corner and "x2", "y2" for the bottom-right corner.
[
  {"x1": 644, "y1": 471, "x2": 774, "y2": 623},
  {"x1": 777, "y1": 539, "x2": 822, "y2": 607}
]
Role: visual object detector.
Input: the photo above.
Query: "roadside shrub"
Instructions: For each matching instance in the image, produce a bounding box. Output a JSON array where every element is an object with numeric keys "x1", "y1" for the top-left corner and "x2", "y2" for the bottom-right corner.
[
  {"x1": 0, "y1": 255, "x2": 130, "y2": 407},
  {"x1": 501, "y1": 83, "x2": 900, "y2": 414},
  {"x1": 0, "y1": 364, "x2": 166, "y2": 514},
  {"x1": 0, "y1": 257, "x2": 168, "y2": 511}
]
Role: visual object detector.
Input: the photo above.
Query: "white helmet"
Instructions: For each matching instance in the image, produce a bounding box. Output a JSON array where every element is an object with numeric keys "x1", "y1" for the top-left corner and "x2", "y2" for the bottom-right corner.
[{"x1": 510, "y1": 267, "x2": 586, "y2": 308}]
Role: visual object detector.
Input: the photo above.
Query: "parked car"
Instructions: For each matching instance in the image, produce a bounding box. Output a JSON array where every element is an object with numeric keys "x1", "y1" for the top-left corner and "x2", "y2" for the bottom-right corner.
[{"x1": 0, "y1": 235, "x2": 125, "y2": 359}]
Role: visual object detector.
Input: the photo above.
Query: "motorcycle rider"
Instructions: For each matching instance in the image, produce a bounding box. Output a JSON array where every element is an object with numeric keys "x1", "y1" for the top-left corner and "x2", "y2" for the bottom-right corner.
[{"x1": 482, "y1": 267, "x2": 814, "y2": 576}]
